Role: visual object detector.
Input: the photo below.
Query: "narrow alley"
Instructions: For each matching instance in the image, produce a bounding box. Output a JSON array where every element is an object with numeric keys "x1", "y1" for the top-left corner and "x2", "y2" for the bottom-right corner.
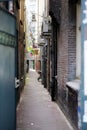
[
  {"x1": 17, "y1": 70, "x2": 73, "y2": 130},
  {"x1": 0, "y1": 0, "x2": 87, "y2": 130}
]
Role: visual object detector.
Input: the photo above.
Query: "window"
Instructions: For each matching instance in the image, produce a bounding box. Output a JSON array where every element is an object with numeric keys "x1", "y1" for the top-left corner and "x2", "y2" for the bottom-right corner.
[{"x1": 32, "y1": 14, "x2": 36, "y2": 22}]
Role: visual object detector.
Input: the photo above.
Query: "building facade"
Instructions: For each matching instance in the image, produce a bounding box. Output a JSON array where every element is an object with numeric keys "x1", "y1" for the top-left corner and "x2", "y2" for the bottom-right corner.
[
  {"x1": 41, "y1": 0, "x2": 81, "y2": 129},
  {"x1": 17, "y1": 0, "x2": 25, "y2": 105}
]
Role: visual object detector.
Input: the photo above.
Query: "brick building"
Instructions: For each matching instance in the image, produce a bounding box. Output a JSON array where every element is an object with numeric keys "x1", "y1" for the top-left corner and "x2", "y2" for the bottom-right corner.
[
  {"x1": 15, "y1": 0, "x2": 26, "y2": 105},
  {"x1": 41, "y1": 0, "x2": 81, "y2": 129}
]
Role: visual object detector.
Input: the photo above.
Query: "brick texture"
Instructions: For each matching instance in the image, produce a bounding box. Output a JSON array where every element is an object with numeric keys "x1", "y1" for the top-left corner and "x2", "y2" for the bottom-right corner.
[
  {"x1": 68, "y1": 3, "x2": 76, "y2": 81},
  {"x1": 50, "y1": 0, "x2": 76, "y2": 96},
  {"x1": 49, "y1": 0, "x2": 61, "y2": 24},
  {"x1": 49, "y1": 0, "x2": 77, "y2": 129},
  {"x1": 57, "y1": 0, "x2": 69, "y2": 89}
]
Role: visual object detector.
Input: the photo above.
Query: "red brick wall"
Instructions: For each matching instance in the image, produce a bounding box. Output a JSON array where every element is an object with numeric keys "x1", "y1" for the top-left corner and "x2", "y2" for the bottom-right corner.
[
  {"x1": 68, "y1": 3, "x2": 76, "y2": 81},
  {"x1": 50, "y1": 0, "x2": 77, "y2": 128},
  {"x1": 56, "y1": 1, "x2": 76, "y2": 104},
  {"x1": 57, "y1": 0, "x2": 69, "y2": 89}
]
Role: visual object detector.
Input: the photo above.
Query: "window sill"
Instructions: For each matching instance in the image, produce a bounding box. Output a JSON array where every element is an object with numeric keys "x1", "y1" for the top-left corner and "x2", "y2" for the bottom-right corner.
[{"x1": 66, "y1": 79, "x2": 80, "y2": 92}]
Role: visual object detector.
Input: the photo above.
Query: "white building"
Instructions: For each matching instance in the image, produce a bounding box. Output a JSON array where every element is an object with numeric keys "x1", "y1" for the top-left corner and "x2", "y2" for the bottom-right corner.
[
  {"x1": 25, "y1": 0, "x2": 49, "y2": 70},
  {"x1": 25, "y1": 0, "x2": 36, "y2": 47},
  {"x1": 25, "y1": 0, "x2": 37, "y2": 69},
  {"x1": 35, "y1": 0, "x2": 45, "y2": 44}
]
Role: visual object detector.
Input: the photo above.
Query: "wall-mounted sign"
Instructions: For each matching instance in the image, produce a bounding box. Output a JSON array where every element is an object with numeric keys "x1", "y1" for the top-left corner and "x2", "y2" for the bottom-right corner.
[{"x1": 0, "y1": 31, "x2": 16, "y2": 47}]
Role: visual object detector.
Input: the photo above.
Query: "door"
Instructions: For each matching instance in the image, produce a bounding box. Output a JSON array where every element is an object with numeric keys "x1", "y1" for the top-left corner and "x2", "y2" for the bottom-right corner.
[
  {"x1": 0, "y1": 7, "x2": 16, "y2": 130},
  {"x1": 51, "y1": 20, "x2": 57, "y2": 101}
]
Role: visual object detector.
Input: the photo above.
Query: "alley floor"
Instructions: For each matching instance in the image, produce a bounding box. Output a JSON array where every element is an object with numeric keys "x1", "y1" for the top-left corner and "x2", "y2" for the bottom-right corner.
[{"x1": 17, "y1": 70, "x2": 74, "y2": 130}]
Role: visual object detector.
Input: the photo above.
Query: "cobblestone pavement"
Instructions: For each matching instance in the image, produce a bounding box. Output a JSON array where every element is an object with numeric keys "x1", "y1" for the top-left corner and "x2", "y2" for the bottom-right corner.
[{"x1": 17, "y1": 70, "x2": 74, "y2": 130}]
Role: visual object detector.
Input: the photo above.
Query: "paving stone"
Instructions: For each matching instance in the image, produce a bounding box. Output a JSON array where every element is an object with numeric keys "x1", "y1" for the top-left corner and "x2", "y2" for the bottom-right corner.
[{"x1": 17, "y1": 70, "x2": 74, "y2": 130}]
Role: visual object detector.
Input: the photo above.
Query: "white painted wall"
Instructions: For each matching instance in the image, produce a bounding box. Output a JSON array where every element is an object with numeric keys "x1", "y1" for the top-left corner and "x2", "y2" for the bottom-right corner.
[
  {"x1": 25, "y1": 0, "x2": 36, "y2": 47},
  {"x1": 35, "y1": 0, "x2": 49, "y2": 44},
  {"x1": 76, "y1": 4, "x2": 81, "y2": 78},
  {"x1": 36, "y1": 0, "x2": 45, "y2": 43}
]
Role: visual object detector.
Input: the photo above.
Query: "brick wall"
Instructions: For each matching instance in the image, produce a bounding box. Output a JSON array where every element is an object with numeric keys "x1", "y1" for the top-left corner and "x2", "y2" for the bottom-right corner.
[
  {"x1": 68, "y1": 4, "x2": 76, "y2": 81},
  {"x1": 50, "y1": 0, "x2": 77, "y2": 128},
  {"x1": 49, "y1": 0, "x2": 69, "y2": 102},
  {"x1": 49, "y1": 0, "x2": 61, "y2": 24},
  {"x1": 55, "y1": 0, "x2": 76, "y2": 93},
  {"x1": 57, "y1": 0, "x2": 69, "y2": 89},
  {"x1": 68, "y1": 26, "x2": 76, "y2": 81}
]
